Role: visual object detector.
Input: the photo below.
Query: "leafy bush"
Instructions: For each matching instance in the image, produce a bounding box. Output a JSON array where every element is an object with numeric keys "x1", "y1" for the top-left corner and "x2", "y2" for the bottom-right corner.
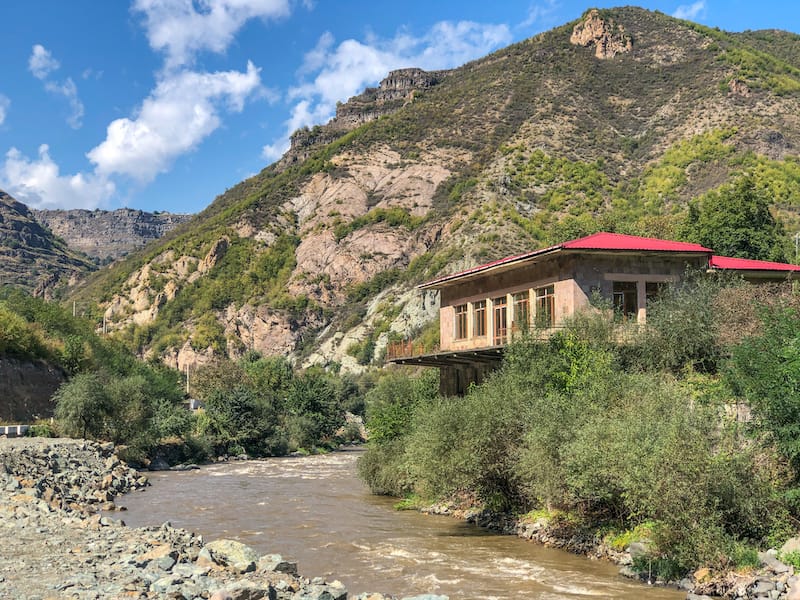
[
  {"x1": 0, "y1": 304, "x2": 49, "y2": 360},
  {"x1": 622, "y1": 271, "x2": 733, "y2": 373},
  {"x1": 727, "y1": 306, "x2": 800, "y2": 477},
  {"x1": 360, "y1": 307, "x2": 794, "y2": 572},
  {"x1": 365, "y1": 369, "x2": 438, "y2": 444},
  {"x1": 199, "y1": 384, "x2": 283, "y2": 456}
]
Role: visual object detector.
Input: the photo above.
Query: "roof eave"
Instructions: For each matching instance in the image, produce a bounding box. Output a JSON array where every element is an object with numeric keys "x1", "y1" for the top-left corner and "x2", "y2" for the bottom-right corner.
[
  {"x1": 418, "y1": 247, "x2": 711, "y2": 290},
  {"x1": 417, "y1": 246, "x2": 562, "y2": 290}
]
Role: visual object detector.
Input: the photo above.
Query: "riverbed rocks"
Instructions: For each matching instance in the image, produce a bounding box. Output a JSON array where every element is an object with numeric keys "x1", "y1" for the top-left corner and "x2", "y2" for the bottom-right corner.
[{"x1": 0, "y1": 438, "x2": 446, "y2": 600}]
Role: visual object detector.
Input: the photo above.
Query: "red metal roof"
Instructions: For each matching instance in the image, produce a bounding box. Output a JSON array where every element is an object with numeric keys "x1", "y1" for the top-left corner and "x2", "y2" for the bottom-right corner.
[
  {"x1": 561, "y1": 232, "x2": 712, "y2": 253},
  {"x1": 419, "y1": 232, "x2": 712, "y2": 289},
  {"x1": 709, "y1": 255, "x2": 800, "y2": 272}
]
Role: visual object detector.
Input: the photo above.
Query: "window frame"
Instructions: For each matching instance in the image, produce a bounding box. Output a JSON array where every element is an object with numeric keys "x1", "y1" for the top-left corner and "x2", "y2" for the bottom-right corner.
[
  {"x1": 612, "y1": 281, "x2": 638, "y2": 320},
  {"x1": 473, "y1": 300, "x2": 487, "y2": 337},
  {"x1": 454, "y1": 303, "x2": 468, "y2": 340},
  {"x1": 513, "y1": 291, "x2": 530, "y2": 332},
  {"x1": 535, "y1": 285, "x2": 555, "y2": 328}
]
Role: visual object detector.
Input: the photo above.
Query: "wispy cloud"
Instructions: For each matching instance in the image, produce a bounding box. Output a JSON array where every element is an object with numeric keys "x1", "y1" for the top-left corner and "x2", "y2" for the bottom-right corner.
[
  {"x1": 28, "y1": 44, "x2": 84, "y2": 129},
  {"x1": 673, "y1": 1, "x2": 707, "y2": 21},
  {"x1": 0, "y1": 95, "x2": 9, "y2": 126},
  {"x1": 45, "y1": 79, "x2": 84, "y2": 129},
  {"x1": 518, "y1": 0, "x2": 560, "y2": 30},
  {"x1": 28, "y1": 44, "x2": 60, "y2": 80},
  {"x1": 263, "y1": 20, "x2": 513, "y2": 161},
  {"x1": 1, "y1": 145, "x2": 115, "y2": 210}
]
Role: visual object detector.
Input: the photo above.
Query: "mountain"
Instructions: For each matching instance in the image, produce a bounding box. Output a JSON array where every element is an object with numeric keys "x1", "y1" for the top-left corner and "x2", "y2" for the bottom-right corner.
[
  {"x1": 33, "y1": 208, "x2": 193, "y2": 262},
  {"x1": 0, "y1": 190, "x2": 95, "y2": 296},
  {"x1": 69, "y1": 7, "x2": 800, "y2": 372}
]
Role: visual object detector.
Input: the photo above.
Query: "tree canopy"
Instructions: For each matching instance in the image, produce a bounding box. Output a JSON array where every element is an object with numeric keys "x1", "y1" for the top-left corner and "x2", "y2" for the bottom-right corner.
[{"x1": 681, "y1": 175, "x2": 787, "y2": 262}]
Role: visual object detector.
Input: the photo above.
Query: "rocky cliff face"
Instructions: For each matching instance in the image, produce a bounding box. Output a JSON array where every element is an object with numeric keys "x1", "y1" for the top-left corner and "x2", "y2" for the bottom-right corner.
[
  {"x1": 283, "y1": 67, "x2": 447, "y2": 165},
  {"x1": 570, "y1": 9, "x2": 633, "y2": 59},
  {"x1": 0, "y1": 358, "x2": 65, "y2": 421},
  {"x1": 33, "y1": 208, "x2": 192, "y2": 261},
  {"x1": 0, "y1": 190, "x2": 95, "y2": 296}
]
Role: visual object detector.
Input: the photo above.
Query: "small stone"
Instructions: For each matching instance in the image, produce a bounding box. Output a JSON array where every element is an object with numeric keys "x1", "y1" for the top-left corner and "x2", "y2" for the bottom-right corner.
[
  {"x1": 693, "y1": 567, "x2": 711, "y2": 583},
  {"x1": 752, "y1": 580, "x2": 776, "y2": 594}
]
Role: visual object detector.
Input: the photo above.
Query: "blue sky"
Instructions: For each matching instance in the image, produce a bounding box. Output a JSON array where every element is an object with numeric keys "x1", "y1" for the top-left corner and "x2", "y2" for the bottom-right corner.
[{"x1": 0, "y1": 1, "x2": 797, "y2": 214}]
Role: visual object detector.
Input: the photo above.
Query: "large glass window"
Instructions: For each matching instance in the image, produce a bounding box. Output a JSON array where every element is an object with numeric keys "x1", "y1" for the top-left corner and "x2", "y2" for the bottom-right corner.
[
  {"x1": 493, "y1": 296, "x2": 507, "y2": 344},
  {"x1": 613, "y1": 281, "x2": 638, "y2": 319},
  {"x1": 535, "y1": 285, "x2": 555, "y2": 328},
  {"x1": 473, "y1": 300, "x2": 486, "y2": 337},
  {"x1": 513, "y1": 292, "x2": 530, "y2": 332},
  {"x1": 454, "y1": 304, "x2": 468, "y2": 339}
]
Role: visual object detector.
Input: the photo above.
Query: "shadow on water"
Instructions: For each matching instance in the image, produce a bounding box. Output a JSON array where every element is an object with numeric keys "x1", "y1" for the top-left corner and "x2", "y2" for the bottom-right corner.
[{"x1": 117, "y1": 448, "x2": 684, "y2": 600}]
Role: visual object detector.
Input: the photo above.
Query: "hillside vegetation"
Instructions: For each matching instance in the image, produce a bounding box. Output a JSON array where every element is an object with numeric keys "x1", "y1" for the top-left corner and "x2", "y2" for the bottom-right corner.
[
  {"x1": 359, "y1": 278, "x2": 800, "y2": 582},
  {"x1": 66, "y1": 6, "x2": 800, "y2": 370}
]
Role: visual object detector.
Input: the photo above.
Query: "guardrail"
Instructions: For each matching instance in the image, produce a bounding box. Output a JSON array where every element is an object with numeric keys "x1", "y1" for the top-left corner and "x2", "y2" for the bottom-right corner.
[
  {"x1": 385, "y1": 341, "x2": 440, "y2": 360},
  {"x1": 0, "y1": 425, "x2": 30, "y2": 438}
]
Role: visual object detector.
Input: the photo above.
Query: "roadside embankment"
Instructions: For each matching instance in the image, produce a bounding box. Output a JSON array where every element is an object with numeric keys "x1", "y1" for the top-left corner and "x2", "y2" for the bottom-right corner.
[
  {"x1": 424, "y1": 496, "x2": 800, "y2": 600},
  {"x1": 0, "y1": 438, "x2": 445, "y2": 600}
]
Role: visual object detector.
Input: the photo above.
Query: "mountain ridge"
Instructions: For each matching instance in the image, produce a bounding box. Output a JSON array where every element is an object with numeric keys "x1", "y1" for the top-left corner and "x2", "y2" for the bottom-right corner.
[
  {"x1": 0, "y1": 190, "x2": 96, "y2": 296},
  {"x1": 33, "y1": 208, "x2": 193, "y2": 262},
  {"x1": 61, "y1": 6, "x2": 800, "y2": 371}
]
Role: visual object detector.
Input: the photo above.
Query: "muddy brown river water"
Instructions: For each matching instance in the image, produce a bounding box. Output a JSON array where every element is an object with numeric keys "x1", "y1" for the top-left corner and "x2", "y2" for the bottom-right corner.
[{"x1": 118, "y1": 448, "x2": 684, "y2": 599}]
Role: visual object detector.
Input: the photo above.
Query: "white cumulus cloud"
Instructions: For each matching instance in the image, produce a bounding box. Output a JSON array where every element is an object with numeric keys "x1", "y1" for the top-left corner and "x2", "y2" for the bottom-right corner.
[
  {"x1": 28, "y1": 44, "x2": 60, "y2": 80},
  {"x1": 88, "y1": 62, "x2": 262, "y2": 182},
  {"x1": 673, "y1": 1, "x2": 707, "y2": 21},
  {"x1": 28, "y1": 44, "x2": 85, "y2": 129},
  {"x1": 262, "y1": 20, "x2": 513, "y2": 161},
  {"x1": 0, "y1": 95, "x2": 9, "y2": 126},
  {"x1": 133, "y1": 0, "x2": 291, "y2": 69},
  {"x1": 1, "y1": 145, "x2": 115, "y2": 210}
]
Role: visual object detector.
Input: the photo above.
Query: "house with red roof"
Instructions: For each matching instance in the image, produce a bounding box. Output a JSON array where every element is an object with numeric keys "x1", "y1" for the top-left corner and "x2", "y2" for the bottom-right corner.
[{"x1": 389, "y1": 232, "x2": 800, "y2": 395}]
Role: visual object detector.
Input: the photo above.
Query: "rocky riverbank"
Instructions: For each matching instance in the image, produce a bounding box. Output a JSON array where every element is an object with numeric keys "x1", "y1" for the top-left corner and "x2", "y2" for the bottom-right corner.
[
  {"x1": 423, "y1": 495, "x2": 800, "y2": 600},
  {"x1": 0, "y1": 438, "x2": 445, "y2": 600}
]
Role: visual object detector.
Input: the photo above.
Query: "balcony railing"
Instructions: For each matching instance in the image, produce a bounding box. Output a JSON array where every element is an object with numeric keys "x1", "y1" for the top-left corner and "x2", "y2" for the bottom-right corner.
[
  {"x1": 385, "y1": 340, "x2": 440, "y2": 361},
  {"x1": 386, "y1": 319, "x2": 648, "y2": 362}
]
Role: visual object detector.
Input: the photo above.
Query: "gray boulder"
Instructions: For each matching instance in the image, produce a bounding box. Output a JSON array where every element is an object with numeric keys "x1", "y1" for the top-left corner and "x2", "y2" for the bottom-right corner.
[{"x1": 199, "y1": 539, "x2": 259, "y2": 574}]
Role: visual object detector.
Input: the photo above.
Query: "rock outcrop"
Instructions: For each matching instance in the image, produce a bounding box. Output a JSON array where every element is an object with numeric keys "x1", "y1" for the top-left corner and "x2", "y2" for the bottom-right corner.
[
  {"x1": 33, "y1": 207, "x2": 192, "y2": 261},
  {"x1": 0, "y1": 190, "x2": 95, "y2": 296},
  {"x1": 571, "y1": 9, "x2": 633, "y2": 59},
  {"x1": 284, "y1": 68, "x2": 447, "y2": 164},
  {"x1": 0, "y1": 358, "x2": 65, "y2": 422}
]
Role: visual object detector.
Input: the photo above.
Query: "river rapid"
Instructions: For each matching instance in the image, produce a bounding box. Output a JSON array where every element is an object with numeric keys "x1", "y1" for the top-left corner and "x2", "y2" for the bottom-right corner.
[{"x1": 118, "y1": 448, "x2": 684, "y2": 600}]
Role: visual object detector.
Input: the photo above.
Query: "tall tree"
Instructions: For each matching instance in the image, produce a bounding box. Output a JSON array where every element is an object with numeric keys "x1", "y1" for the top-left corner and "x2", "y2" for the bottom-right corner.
[{"x1": 681, "y1": 175, "x2": 787, "y2": 262}]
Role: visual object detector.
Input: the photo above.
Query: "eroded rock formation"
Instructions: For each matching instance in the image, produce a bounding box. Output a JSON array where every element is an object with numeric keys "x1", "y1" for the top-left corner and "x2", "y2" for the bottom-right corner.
[
  {"x1": 33, "y1": 208, "x2": 192, "y2": 261},
  {"x1": 571, "y1": 9, "x2": 633, "y2": 59}
]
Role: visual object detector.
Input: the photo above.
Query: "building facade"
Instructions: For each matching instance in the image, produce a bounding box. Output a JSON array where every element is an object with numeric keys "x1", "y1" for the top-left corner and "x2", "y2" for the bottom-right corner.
[{"x1": 389, "y1": 232, "x2": 800, "y2": 395}]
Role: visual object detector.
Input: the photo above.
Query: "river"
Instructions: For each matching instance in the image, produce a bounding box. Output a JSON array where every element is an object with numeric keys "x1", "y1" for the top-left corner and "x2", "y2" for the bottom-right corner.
[{"x1": 118, "y1": 448, "x2": 684, "y2": 600}]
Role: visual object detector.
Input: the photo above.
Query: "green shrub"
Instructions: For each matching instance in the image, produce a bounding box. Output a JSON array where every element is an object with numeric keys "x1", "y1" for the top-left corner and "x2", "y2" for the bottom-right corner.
[{"x1": 364, "y1": 370, "x2": 438, "y2": 444}]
